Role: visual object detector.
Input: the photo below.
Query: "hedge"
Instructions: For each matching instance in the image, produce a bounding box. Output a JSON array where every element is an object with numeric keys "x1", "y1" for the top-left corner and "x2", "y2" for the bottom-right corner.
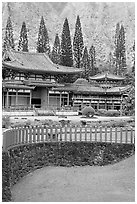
[{"x1": 2, "y1": 142, "x2": 135, "y2": 202}]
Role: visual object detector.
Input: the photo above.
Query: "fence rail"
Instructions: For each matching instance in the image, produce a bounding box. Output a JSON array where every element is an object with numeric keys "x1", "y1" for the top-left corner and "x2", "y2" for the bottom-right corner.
[{"x1": 3, "y1": 125, "x2": 135, "y2": 151}]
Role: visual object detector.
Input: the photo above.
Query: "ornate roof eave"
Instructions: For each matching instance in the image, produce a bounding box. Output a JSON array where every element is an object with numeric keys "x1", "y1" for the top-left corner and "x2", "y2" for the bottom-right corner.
[
  {"x1": 2, "y1": 62, "x2": 82, "y2": 75},
  {"x1": 2, "y1": 84, "x2": 35, "y2": 90},
  {"x1": 89, "y1": 72, "x2": 125, "y2": 81}
]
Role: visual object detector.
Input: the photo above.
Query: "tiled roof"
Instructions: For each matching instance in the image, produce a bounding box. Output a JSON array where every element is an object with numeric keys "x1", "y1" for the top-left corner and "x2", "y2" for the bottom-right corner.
[
  {"x1": 2, "y1": 80, "x2": 35, "y2": 90},
  {"x1": 53, "y1": 78, "x2": 104, "y2": 93},
  {"x1": 24, "y1": 79, "x2": 64, "y2": 87},
  {"x1": 53, "y1": 78, "x2": 130, "y2": 95},
  {"x1": 106, "y1": 85, "x2": 131, "y2": 94},
  {"x1": 89, "y1": 72, "x2": 125, "y2": 81},
  {"x1": 73, "y1": 78, "x2": 91, "y2": 86},
  {"x1": 3, "y1": 50, "x2": 82, "y2": 75}
]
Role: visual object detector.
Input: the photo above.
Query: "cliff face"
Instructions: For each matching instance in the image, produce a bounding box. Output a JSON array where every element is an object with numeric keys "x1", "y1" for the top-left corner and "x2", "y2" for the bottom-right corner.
[{"x1": 2, "y1": 2, "x2": 135, "y2": 69}]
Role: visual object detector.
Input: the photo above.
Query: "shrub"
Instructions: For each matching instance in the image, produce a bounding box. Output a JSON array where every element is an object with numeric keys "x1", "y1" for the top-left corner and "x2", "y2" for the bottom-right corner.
[
  {"x1": 82, "y1": 106, "x2": 95, "y2": 118},
  {"x1": 36, "y1": 110, "x2": 55, "y2": 116},
  {"x1": 2, "y1": 116, "x2": 11, "y2": 128},
  {"x1": 96, "y1": 109, "x2": 108, "y2": 116},
  {"x1": 105, "y1": 110, "x2": 120, "y2": 117}
]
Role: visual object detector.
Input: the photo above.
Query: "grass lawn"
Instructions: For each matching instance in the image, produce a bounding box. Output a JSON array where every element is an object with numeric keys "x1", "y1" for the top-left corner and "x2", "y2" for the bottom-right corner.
[{"x1": 11, "y1": 155, "x2": 135, "y2": 202}]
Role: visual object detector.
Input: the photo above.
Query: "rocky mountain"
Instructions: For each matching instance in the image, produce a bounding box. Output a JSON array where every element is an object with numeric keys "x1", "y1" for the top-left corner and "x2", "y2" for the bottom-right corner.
[{"x1": 2, "y1": 2, "x2": 135, "y2": 69}]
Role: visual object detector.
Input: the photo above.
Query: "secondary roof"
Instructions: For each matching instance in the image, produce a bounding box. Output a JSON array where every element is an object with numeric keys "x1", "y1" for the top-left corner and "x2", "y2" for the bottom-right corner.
[{"x1": 89, "y1": 72, "x2": 125, "y2": 81}]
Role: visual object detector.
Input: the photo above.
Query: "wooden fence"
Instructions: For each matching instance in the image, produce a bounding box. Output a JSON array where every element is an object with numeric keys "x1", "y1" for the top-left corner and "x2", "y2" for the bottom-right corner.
[{"x1": 3, "y1": 125, "x2": 135, "y2": 151}]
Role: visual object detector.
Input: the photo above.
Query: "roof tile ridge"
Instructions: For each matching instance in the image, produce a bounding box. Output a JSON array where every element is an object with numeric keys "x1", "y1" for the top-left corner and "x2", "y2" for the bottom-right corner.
[
  {"x1": 12, "y1": 49, "x2": 46, "y2": 56},
  {"x1": 9, "y1": 50, "x2": 24, "y2": 65},
  {"x1": 43, "y1": 53, "x2": 54, "y2": 64}
]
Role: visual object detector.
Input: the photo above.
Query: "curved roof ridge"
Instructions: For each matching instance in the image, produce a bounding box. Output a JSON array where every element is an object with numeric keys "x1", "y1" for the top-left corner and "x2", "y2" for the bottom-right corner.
[{"x1": 11, "y1": 49, "x2": 45, "y2": 56}]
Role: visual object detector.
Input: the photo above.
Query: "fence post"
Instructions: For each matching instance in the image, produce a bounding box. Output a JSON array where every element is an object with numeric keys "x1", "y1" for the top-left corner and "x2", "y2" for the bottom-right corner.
[
  {"x1": 85, "y1": 125, "x2": 87, "y2": 142},
  {"x1": 54, "y1": 125, "x2": 58, "y2": 142},
  {"x1": 18, "y1": 127, "x2": 22, "y2": 144},
  {"x1": 65, "y1": 125, "x2": 67, "y2": 142},
  {"x1": 90, "y1": 126, "x2": 92, "y2": 142},
  {"x1": 75, "y1": 125, "x2": 77, "y2": 141},
  {"x1": 25, "y1": 127, "x2": 29, "y2": 144},
  {"x1": 105, "y1": 126, "x2": 107, "y2": 142},
  {"x1": 100, "y1": 126, "x2": 102, "y2": 142},
  {"x1": 70, "y1": 125, "x2": 72, "y2": 141},
  {"x1": 50, "y1": 126, "x2": 53, "y2": 142},
  {"x1": 80, "y1": 126, "x2": 82, "y2": 142},
  {"x1": 29, "y1": 126, "x2": 32, "y2": 143},
  {"x1": 110, "y1": 127, "x2": 112, "y2": 143},
  {"x1": 37, "y1": 126, "x2": 41, "y2": 142},
  {"x1": 95, "y1": 126, "x2": 97, "y2": 142},
  {"x1": 131, "y1": 127, "x2": 133, "y2": 144},
  {"x1": 33, "y1": 126, "x2": 36, "y2": 143},
  {"x1": 120, "y1": 127, "x2": 123, "y2": 143},
  {"x1": 115, "y1": 127, "x2": 117, "y2": 143},
  {"x1": 41, "y1": 126, "x2": 44, "y2": 142},
  {"x1": 22, "y1": 127, "x2": 25, "y2": 144},
  {"x1": 3, "y1": 131, "x2": 7, "y2": 151},
  {"x1": 60, "y1": 126, "x2": 62, "y2": 142}
]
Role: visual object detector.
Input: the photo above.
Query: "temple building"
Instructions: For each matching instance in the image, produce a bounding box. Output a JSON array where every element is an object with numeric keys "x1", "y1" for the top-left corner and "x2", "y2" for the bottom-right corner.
[
  {"x1": 2, "y1": 50, "x2": 130, "y2": 112},
  {"x1": 2, "y1": 49, "x2": 82, "y2": 110},
  {"x1": 53, "y1": 73, "x2": 131, "y2": 111}
]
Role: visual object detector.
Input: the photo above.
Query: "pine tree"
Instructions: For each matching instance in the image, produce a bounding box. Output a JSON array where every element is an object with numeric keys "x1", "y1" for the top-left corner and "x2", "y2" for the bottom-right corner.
[
  {"x1": 18, "y1": 21, "x2": 28, "y2": 52},
  {"x1": 37, "y1": 16, "x2": 50, "y2": 55},
  {"x1": 3, "y1": 16, "x2": 15, "y2": 55},
  {"x1": 114, "y1": 23, "x2": 120, "y2": 75},
  {"x1": 114, "y1": 23, "x2": 127, "y2": 75},
  {"x1": 132, "y1": 41, "x2": 135, "y2": 73},
  {"x1": 119, "y1": 25, "x2": 126, "y2": 75},
  {"x1": 89, "y1": 45, "x2": 98, "y2": 76},
  {"x1": 51, "y1": 33, "x2": 61, "y2": 64},
  {"x1": 60, "y1": 18, "x2": 73, "y2": 67},
  {"x1": 81, "y1": 46, "x2": 90, "y2": 79},
  {"x1": 73, "y1": 15, "x2": 84, "y2": 68}
]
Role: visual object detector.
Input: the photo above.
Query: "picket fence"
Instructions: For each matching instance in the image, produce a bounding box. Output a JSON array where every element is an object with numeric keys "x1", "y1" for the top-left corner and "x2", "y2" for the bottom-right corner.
[{"x1": 3, "y1": 125, "x2": 135, "y2": 151}]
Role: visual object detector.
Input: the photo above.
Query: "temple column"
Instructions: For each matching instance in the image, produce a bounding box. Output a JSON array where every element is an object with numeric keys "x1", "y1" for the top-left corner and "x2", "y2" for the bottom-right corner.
[
  {"x1": 120, "y1": 96, "x2": 123, "y2": 116},
  {"x1": 47, "y1": 89, "x2": 49, "y2": 109},
  {"x1": 2, "y1": 92, "x2": 4, "y2": 108},
  {"x1": 15, "y1": 90, "x2": 18, "y2": 107},
  {"x1": 112, "y1": 100, "x2": 114, "y2": 109},
  {"x1": 67, "y1": 92, "x2": 69, "y2": 106},
  {"x1": 6, "y1": 89, "x2": 9, "y2": 108},
  {"x1": 97, "y1": 99, "x2": 99, "y2": 110},
  {"x1": 60, "y1": 92, "x2": 62, "y2": 109},
  {"x1": 29, "y1": 90, "x2": 32, "y2": 108},
  {"x1": 105, "y1": 99, "x2": 107, "y2": 110}
]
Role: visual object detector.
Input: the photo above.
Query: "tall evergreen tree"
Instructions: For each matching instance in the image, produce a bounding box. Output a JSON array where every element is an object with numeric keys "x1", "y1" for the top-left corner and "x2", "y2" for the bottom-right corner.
[
  {"x1": 132, "y1": 41, "x2": 135, "y2": 73},
  {"x1": 89, "y1": 45, "x2": 98, "y2": 76},
  {"x1": 60, "y1": 18, "x2": 73, "y2": 67},
  {"x1": 119, "y1": 25, "x2": 126, "y2": 75},
  {"x1": 3, "y1": 16, "x2": 15, "y2": 54},
  {"x1": 51, "y1": 33, "x2": 61, "y2": 64},
  {"x1": 81, "y1": 46, "x2": 90, "y2": 79},
  {"x1": 114, "y1": 23, "x2": 127, "y2": 75},
  {"x1": 73, "y1": 15, "x2": 84, "y2": 68},
  {"x1": 114, "y1": 22, "x2": 120, "y2": 75},
  {"x1": 37, "y1": 16, "x2": 50, "y2": 55},
  {"x1": 18, "y1": 21, "x2": 28, "y2": 52}
]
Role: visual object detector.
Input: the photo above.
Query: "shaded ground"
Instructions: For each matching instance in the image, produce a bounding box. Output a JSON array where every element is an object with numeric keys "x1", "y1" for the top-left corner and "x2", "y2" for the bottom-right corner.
[{"x1": 11, "y1": 155, "x2": 135, "y2": 202}]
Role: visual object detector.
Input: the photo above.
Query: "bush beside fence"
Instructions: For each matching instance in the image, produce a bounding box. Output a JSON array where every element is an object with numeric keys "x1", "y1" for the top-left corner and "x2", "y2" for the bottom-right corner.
[
  {"x1": 2, "y1": 125, "x2": 135, "y2": 202},
  {"x1": 2, "y1": 142, "x2": 135, "y2": 202}
]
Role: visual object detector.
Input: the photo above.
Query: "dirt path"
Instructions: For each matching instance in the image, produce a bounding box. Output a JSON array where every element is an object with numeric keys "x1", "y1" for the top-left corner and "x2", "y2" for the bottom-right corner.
[{"x1": 11, "y1": 155, "x2": 135, "y2": 202}]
